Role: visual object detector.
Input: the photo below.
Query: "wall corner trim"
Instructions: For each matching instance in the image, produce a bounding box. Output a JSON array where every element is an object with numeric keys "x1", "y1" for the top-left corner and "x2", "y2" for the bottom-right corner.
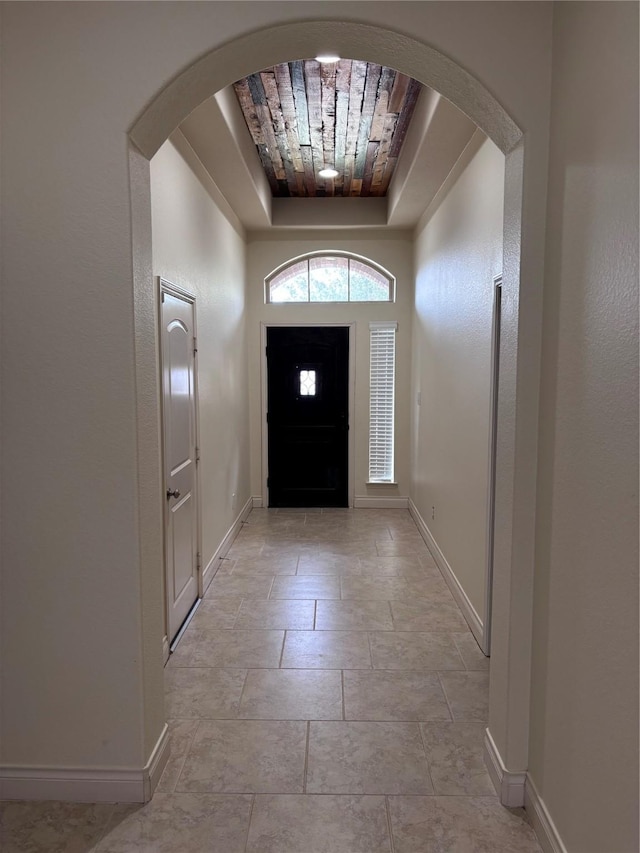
[
  {"x1": 524, "y1": 775, "x2": 569, "y2": 853},
  {"x1": 483, "y1": 727, "x2": 526, "y2": 807},
  {"x1": 201, "y1": 496, "x2": 254, "y2": 594},
  {"x1": 0, "y1": 725, "x2": 170, "y2": 804},
  {"x1": 354, "y1": 496, "x2": 409, "y2": 509},
  {"x1": 408, "y1": 499, "x2": 483, "y2": 642},
  {"x1": 251, "y1": 495, "x2": 264, "y2": 508}
]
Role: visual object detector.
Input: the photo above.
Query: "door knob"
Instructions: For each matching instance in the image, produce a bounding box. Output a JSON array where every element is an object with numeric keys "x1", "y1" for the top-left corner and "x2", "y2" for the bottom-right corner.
[{"x1": 166, "y1": 488, "x2": 181, "y2": 499}]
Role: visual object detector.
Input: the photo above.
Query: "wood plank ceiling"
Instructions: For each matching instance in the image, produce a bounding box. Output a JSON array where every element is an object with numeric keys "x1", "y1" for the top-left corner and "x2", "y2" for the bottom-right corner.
[{"x1": 233, "y1": 60, "x2": 422, "y2": 198}]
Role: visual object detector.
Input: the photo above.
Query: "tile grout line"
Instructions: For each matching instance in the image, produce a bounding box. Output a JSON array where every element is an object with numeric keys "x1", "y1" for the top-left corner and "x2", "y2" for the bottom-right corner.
[
  {"x1": 173, "y1": 720, "x2": 203, "y2": 793},
  {"x1": 341, "y1": 669, "x2": 346, "y2": 720},
  {"x1": 302, "y1": 721, "x2": 311, "y2": 793},
  {"x1": 452, "y1": 633, "x2": 469, "y2": 671},
  {"x1": 313, "y1": 599, "x2": 317, "y2": 630},
  {"x1": 385, "y1": 796, "x2": 397, "y2": 853},
  {"x1": 278, "y1": 631, "x2": 287, "y2": 668},
  {"x1": 242, "y1": 794, "x2": 256, "y2": 853},
  {"x1": 417, "y1": 715, "x2": 437, "y2": 795},
  {"x1": 236, "y1": 669, "x2": 252, "y2": 715},
  {"x1": 436, "y1": 670, "x2": 456, "y2": 721},
  {"x1": 366, "y1": 631, "x2": 375, "y2": 669}
]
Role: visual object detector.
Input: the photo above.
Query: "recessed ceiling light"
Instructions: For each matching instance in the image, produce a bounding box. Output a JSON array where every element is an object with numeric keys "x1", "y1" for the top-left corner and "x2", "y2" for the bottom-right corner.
[
  {"x1": 319, "y1": 167, "x2": 339, "y2": 179},
  {"x1": 315, "y1": 54, "x2": 340, "y2": 64}
]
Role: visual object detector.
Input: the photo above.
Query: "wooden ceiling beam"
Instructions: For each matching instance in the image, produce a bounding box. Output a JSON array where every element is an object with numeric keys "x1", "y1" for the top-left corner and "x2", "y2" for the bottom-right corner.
[
  {"x1": 304, "y1": 60, "x2": 325, "y2": 190},
  {"x1": 354, "y1": 63, "x2": 381, "y2": 180},
  {"x1": 334, "y1": 60, "x2": 351, "y2": 192},
  {"x1": 233, "y1": 60, "x2": 422, "y2": 199}
]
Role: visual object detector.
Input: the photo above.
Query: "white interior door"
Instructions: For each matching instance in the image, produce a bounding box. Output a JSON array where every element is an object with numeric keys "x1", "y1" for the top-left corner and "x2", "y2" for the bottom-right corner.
[{"x1": 160, "y1": 282, "x2": 198, "y2": 643}]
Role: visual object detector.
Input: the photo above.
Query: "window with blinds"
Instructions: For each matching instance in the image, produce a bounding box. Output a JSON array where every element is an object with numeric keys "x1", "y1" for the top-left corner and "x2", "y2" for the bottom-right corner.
[{"x1": 369, "y1": 322, "x2": 397, "y2": 483}]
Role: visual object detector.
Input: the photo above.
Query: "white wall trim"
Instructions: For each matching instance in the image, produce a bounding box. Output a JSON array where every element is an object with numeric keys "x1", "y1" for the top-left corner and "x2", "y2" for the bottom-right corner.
[
  {"x1": 354, "y1": 496, "x2": 409, "y2": 509},
  {"x1": 201, "y1": 496, "x2": 253, "y2": 595},
  {"x1": 525, "y1": 776, "x2": 569, "y2": 853},
  {"x1": 251, "y1": 495, "x2": 264, "y2": 508},
  {"x1": 0, "y1": 725, "x2": 170, "y2": 804},
  {"x1": 408, "y1": 499, "x2": 484, "y2": 643},
  {"x1": 483, "y1": 727, "x2": 526, "y2": 808}
]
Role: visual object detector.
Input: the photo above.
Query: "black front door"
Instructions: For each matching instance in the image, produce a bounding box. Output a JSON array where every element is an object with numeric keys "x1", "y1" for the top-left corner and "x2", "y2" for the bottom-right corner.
[{"x1": 267, "y1": 326, "x2": 349, "y2": 507}]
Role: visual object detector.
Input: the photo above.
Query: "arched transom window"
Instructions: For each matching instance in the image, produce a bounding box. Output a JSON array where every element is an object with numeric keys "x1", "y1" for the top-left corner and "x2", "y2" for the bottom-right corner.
[{"x1": 266, "y1": 252, "x2": 395, "y2": 304}]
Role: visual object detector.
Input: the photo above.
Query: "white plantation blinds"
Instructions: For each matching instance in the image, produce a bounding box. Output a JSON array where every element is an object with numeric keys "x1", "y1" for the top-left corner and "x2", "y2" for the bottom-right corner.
[{"x1": 369, "y1": 322, "x2": 397, "y2": 483}]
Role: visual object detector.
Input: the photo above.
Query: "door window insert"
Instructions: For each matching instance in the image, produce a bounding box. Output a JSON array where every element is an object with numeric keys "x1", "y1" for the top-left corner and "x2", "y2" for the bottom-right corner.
[{"x1": 299, "y1": 369, "x2": 317, "y2": 396}]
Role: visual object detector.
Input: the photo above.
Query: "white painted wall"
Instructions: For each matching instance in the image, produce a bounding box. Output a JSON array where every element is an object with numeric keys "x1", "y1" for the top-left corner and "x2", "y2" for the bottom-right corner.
[
  {"x1": 1, "y1": 0, "x2": 554, "y2": 797},
  {"x1": 411, "y1": 137, "x2": 504, "y2": 627},
  {"x1": 150, "y1": 135, "x2": 250, "y2": 582},
  {"x1": 247, "y1": 233, "x2": 414, "y2": 504},
  {"x1": 528, "y1": 4, "x2": 639, "y2": 851}
]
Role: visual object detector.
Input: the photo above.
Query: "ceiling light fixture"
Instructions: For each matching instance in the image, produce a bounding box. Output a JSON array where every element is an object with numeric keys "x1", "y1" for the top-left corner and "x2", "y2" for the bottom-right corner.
[
  {"x1": 319, "y1": 167, "x2": 339, "y2": 179},
  {"x1": 315, "y1": 54, "x2": 340, "y2": 64}
]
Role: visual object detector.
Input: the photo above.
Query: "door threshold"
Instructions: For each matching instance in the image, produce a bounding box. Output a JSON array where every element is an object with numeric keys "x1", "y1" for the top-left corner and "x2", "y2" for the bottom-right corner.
[{"x1": 169, "y1": 597, "x2": 202, "y2": 653}]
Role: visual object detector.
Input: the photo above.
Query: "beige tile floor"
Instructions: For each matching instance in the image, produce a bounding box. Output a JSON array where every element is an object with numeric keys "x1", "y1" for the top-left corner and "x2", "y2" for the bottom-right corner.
[{"x1": 0, "y1": 509, "x2": 542, "y2": 852}]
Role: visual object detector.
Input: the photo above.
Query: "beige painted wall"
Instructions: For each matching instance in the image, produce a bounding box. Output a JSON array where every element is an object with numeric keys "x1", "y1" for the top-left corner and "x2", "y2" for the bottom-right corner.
[
  {"x1": 1, "y1": 0, "x2": 553, "y2": 790},
  {"x1": 150, "y1": 136, "x2": 251, "y2": 580},
  {"x1": 411, "y1": 138, "x2": 504, "y2": 626},
  {"x1": 247, "y1": 233, "x2": 414, "y2": 504},
  {"x1": 528, "y1": 4, "x2": 639, "y2": 851}
]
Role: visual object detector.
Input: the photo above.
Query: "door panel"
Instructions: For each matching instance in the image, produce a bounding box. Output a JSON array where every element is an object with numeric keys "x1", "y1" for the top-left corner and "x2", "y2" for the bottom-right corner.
[
  {"x1": 161, "y1": 288, "x2": 198, "y2": 642},
  {"x1": 267, "y1": 326, "x2": 349, "y2": 507}
]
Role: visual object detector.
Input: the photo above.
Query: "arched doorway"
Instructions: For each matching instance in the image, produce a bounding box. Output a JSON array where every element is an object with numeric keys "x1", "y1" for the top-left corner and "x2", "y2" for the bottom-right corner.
[{"x1": 129, "y1": 20, "x2": 538, "y2": 806}]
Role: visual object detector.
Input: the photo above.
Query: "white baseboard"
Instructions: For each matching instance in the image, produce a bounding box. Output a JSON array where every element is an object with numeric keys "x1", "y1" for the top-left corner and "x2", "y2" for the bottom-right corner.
[
  {"x1": 408, "y1": 499, "x2": 484, "y2": 643},
  {"x1": 483, "y1": 727, "x2": 526, "y2": 808},
  {"x1": 162, "y1": 634, "x2": 170, "y2": 664},
  {"x1": 525, "y1": 775, "x2": 568, "y2": 853},
  {"x1": 0, "y1": 724, "x2": 170, "y2": 804},
  {"x1": 251, "y1": 495, "x2": 264, "y2": 508},
  {"x1": 354, "y1": 496, "x2": 409, "y2": 509},
  {"x1": 201, "y1": 496, "x2": 254, "y2": 594}
]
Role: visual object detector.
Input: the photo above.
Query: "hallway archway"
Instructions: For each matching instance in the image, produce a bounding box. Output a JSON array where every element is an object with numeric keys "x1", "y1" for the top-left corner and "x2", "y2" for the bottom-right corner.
[{"x1": 129, "y1": 18, "x2": 539, "y2": 805}]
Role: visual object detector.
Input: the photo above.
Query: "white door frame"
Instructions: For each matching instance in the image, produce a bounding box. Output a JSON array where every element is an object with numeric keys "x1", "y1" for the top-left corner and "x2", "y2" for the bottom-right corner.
[
  {"x1": 482, "y1": 274, "x2": 503, "y2": 655},
  {"x1": 260, "y1": 321, "x2": 356, "y2": 509},
  {"x1": 158, "y1": 277, "x2": 202, "y2": 658}
]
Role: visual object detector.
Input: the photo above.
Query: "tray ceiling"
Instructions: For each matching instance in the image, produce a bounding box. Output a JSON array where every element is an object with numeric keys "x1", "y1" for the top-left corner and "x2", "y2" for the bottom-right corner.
[{"x1": 233, "y1": 60, "x2": 422, "y2": 198}]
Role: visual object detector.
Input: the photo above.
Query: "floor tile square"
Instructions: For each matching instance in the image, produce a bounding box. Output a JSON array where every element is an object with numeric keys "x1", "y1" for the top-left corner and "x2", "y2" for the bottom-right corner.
[
  {"x1": 454, "y1": 631, "x2": 490, "y2": 670},
  {"x1": 296, "y1": 554, "x2": 361, "y2": 574},
  {"x1": 439, "y1": 671, "x2": 490, "y2": 721},
  {"x1": 169, "y1": 629, "x2": 284, "y2": 668},
  {"x1": 205, "y1": 574, "x2": 274, "y2": 599},
  {"x1": 156, "y1": 719, "x2": 199, "y2": 793},
  {"x1": 177, "y1": 720, "x2": 307, "y2": 793},
  {"x1": 306, "y1": 721, "x2": 433, "y2": 794},
  {"x1": 343, "y1": 670, "x2": 451, "y2": 721},
  {"x1": 315, "y1": 600, "x2": 394, "y2": 631},
  {"x1": 245, "y1": 795, "x2": 392, "y2": 853},
  {"x1": 388, "y1": 796, "x2": 542, "y2": 852},
  {"x1": 95, "y1": 794, "x2": 253, "y2": 853},
  {"x1": 231, "y1": 556, "x2": 298, "y2": 574},
  {"x1": 233, "y1": 599, "x2": 315, "y2": 629},
  {"x1": 390, "y1": 599, "x2": 468, "y2": 631},
  {"x1": 420, "y1": 721, "x2": 495, "y2": 795},
  {"x1": 369, "y1": 631, "x2": 465, "y2": 670},
  {"x1": 340, "y1": 576, "x2": 415, "y2": 600},
  {"x1": 281, "y1": 630, "x2": 372, "y2": 669},
  {"x1": 238, "y1": 669, "x2": 343, "y2": 719},
  {"x1": 188, "y1": 598, "x2": 243, "y2": 630},
  {"x1": 0, "y1": 801, "x2": 114, "y2": 853},
  {"x1": 164, "y1": 667, "x2": 247, "y2": 719},
  {"x1": 270, "y1": 575, "x2": 340, "y2": 599}
]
